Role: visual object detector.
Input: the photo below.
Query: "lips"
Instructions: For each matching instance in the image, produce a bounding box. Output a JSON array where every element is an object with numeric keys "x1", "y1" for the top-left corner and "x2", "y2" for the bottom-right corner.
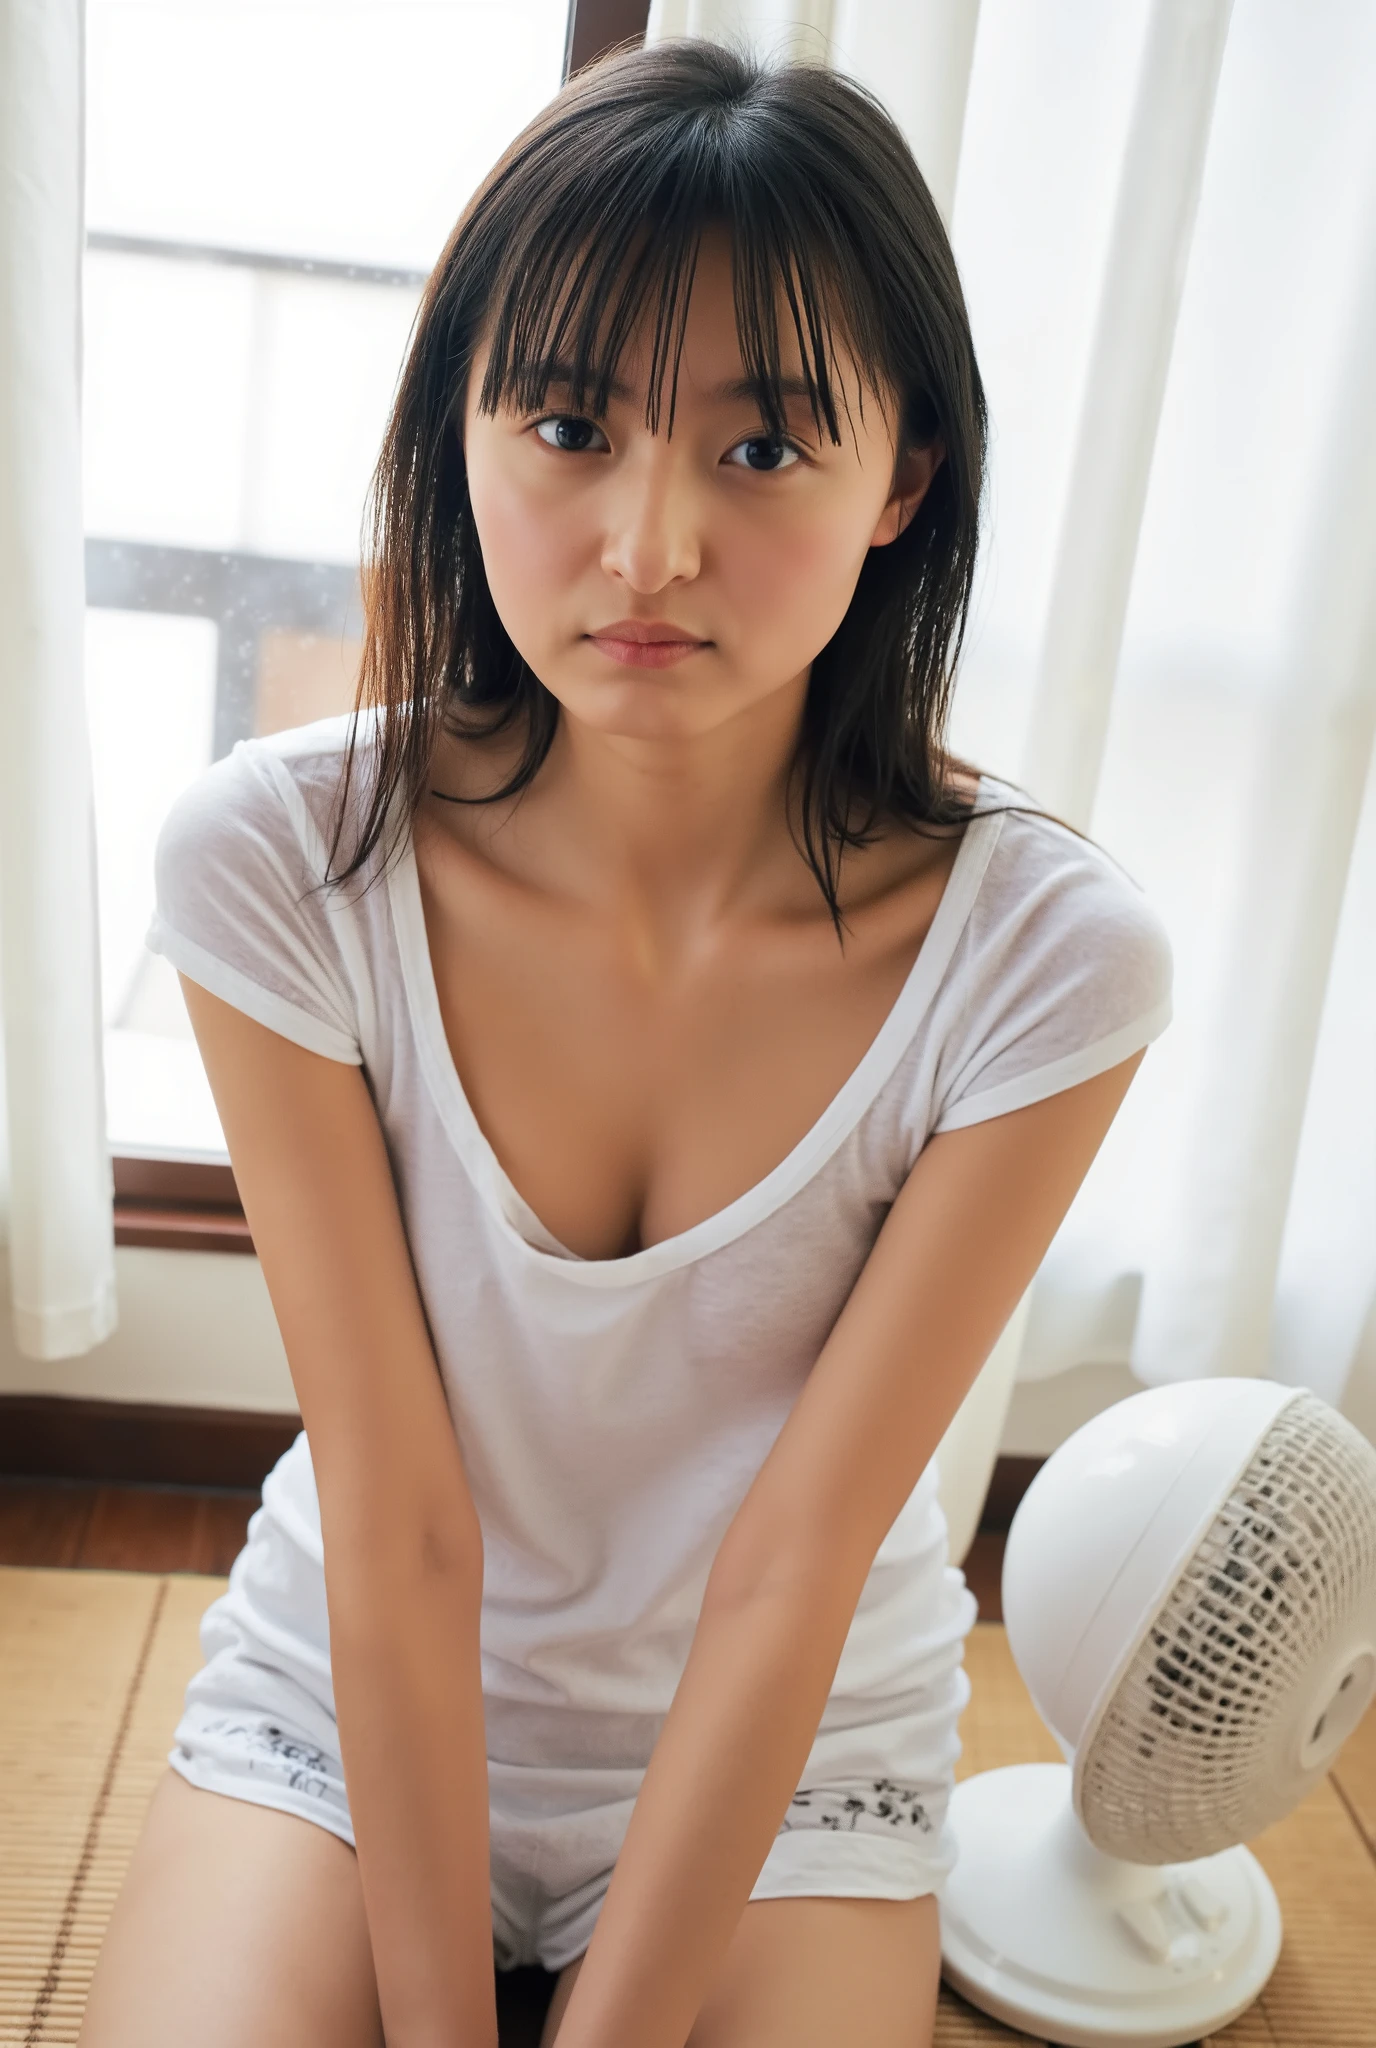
[
  {"x1": 584, "y1": 619, "x2": 711, "y2": 669},
  {"x1": 589, "y1": 619, "x2": 707, "y2": 645}
]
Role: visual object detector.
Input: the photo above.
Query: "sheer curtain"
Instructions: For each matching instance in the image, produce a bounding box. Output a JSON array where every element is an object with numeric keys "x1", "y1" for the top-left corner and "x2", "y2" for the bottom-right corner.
[
  {"x1": 0, "y1": 0, "x2": 117, "y2": 1359},
  {"x1": 647, "y1": 0, "x2": 1376, "y2": 1429}
]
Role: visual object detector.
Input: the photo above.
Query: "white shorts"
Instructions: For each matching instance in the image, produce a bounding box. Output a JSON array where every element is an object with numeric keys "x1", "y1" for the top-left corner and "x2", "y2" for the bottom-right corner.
[{"x1": 171, "y1": 1470, "x2": 974, "y2": 1973}]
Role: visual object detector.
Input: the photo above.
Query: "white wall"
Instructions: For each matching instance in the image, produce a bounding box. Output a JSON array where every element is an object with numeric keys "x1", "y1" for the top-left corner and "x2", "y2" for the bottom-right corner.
[
  {"x1": 999, "y1": 1361, "x2": 1143, "y2": 1457},
  {"x1": 0, "y1": 1244, "x2": 295, "y2": 1411}
]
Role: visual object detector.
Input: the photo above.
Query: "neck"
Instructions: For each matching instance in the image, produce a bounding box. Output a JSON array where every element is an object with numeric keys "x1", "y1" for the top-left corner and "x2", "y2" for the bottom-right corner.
[{"x1": 506, "y1": 675, "x2": 817, "y2": 941}]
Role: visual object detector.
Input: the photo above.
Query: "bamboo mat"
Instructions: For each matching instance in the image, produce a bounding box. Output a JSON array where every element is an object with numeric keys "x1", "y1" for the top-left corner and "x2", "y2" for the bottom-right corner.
[{"x1": 1, "y1": 1568, "x2": 1373, "y2": 2046}]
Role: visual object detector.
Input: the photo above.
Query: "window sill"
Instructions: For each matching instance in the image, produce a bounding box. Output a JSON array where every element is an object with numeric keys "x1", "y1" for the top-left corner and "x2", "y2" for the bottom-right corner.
[
  {"x1": 113, "y1": 1155, "x2": 253, "y2": 1255},
  {"x1": 114, "y1": 1202, "x2": 255, "y2": 1254}
]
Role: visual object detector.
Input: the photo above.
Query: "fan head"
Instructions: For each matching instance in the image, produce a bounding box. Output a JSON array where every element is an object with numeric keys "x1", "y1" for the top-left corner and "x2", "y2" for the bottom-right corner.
[{"x1": 1003, "y1": 1381, "x2": 1376, "y2": 1862}]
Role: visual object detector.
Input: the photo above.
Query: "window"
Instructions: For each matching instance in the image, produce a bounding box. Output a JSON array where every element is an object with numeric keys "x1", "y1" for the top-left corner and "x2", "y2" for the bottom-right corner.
[{"x1": 85, "y1": 0, "x2": 626, "y2": 1207}]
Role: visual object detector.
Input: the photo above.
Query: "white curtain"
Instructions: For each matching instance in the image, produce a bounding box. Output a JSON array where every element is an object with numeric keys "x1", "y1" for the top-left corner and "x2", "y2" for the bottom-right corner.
[
  {"x1": 647, "y1": 0, "x2": 1376, "y2": 1426},
  {"x1": 0, "y1": 0, "x2": 117, "y2": 1358}
]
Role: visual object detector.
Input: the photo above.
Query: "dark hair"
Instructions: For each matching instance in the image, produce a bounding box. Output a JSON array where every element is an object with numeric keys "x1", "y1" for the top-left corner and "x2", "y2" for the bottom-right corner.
[{"x1": 324, "y1": 35, "x2": 1077, "y2": 932}]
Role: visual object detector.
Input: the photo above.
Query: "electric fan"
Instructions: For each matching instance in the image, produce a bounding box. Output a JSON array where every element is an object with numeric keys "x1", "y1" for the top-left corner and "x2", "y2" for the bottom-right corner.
[{"x1": 940, "y1": 1379, "x2": 1376, "y2": 2047}]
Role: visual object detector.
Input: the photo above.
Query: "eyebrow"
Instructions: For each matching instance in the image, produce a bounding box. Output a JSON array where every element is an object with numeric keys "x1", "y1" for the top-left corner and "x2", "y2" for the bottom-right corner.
[{"x1": 535, "y1": 362, "x2": 817, "y2": 406}]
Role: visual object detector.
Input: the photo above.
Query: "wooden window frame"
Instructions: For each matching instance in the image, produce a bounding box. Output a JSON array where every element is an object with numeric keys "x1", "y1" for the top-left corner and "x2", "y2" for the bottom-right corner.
[
  {"x1": 564, "y1": 0, "x2": 651, "y2": 78},
  {"x1": 113, "y1": 1155, "x2": 254, "y2": 1254}
]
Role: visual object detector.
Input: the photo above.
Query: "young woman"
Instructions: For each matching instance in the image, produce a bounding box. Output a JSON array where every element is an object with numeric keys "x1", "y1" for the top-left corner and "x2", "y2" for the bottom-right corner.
[{"x1": 81, "y1": 37, "x2": 1172, "y2": 2048}]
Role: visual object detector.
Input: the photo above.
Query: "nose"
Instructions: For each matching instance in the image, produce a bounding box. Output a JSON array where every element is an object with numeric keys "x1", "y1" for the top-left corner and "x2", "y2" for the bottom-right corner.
[{"x1": 598, "y1": 440, "x2": 701, "y2": 593}]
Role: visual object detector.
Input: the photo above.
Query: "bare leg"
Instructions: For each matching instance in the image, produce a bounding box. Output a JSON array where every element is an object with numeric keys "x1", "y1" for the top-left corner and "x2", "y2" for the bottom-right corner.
[
  {"x1": 539, "y1": 1894, "x2": 940, "y2": 2048},
  {"x1": 79, "y1": 1771, "x2": 383, "y2": 2048}
]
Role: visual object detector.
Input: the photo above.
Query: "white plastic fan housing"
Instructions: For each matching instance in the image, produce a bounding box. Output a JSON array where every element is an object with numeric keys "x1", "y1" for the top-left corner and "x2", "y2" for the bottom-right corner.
[
  {"x1": 1003, "y1": 1379, "x2": 1297, "y2": 1764},
  {"x1": 1075, "y1": 1386, "x2": 1376, "y2": 1858},
  {"x1": 940, "y1": 1380, "x2": 1376, "y2": 2046},
  {"x1": 1002, "y1": 1380, "x2": 1376, "y2": 1861}
]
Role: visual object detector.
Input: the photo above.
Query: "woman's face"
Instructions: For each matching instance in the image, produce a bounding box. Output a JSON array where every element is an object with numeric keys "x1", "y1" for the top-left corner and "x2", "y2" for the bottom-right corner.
[{"x1": 460, "y1": 228, "x2": 940, "y2": 746}]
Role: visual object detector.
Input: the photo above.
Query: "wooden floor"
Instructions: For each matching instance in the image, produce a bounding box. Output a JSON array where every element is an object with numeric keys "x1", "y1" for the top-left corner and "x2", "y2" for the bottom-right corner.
[{"x1": 0, "y1": 1479, "x2": 259, "y2": 1577}]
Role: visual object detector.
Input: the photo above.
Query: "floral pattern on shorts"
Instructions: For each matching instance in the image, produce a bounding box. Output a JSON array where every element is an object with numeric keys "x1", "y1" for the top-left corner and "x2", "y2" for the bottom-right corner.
[
  {"x1": 780, "y1": 1776, "x2": 934, "y2": 1835},
  {"x1": 189, "y1": 1716, "x2": 335, "y2": 1801}
]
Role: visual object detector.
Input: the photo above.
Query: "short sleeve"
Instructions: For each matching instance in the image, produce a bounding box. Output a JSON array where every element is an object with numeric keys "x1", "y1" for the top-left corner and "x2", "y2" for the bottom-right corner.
[
  {"x1": 929, "y1": 826, "x2": 1173, "y2": 1135},
  {"x1": 145, "y1": 740, "x2": 363, "y2": 1064}
]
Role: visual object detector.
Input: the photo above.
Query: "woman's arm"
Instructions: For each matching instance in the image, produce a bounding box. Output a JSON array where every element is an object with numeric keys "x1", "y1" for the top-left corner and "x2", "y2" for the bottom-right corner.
[
  {"x1": 179, "y1": 976, "x2": 497, "y2": 2048},
  {"x1": 552, "y1": 1050, "x2": 1147, "y2": 2048}
]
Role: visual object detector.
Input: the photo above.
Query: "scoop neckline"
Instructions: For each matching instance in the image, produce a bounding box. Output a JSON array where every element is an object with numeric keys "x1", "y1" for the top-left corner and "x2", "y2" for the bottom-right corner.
[{"x1": 387, "y1": 776, "x2": 1006, "y2": 1288}]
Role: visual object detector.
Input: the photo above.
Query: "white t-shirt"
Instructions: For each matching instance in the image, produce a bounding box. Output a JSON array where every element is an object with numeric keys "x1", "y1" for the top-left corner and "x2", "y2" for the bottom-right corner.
[{"x1": 147, "y1": 711, "x2": 1172, "y2": 1744}]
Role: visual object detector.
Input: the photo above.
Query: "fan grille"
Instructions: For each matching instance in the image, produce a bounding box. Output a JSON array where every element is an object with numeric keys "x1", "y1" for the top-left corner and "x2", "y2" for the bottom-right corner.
[{"x1": 1076, "y1": 1392, "x2": 1376, "y2": 1862}]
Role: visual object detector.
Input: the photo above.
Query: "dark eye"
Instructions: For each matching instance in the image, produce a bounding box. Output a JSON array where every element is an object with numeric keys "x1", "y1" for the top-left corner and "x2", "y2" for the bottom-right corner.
[
  {"x1": 534, "y1": 415, "x2": 609, "y2": 453},
  {"x1": 726, "y1": 435, "x2": 801, "y2": 473}
]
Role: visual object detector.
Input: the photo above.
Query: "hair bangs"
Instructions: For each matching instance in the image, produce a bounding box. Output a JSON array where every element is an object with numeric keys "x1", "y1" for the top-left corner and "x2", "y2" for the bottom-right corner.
[{"x1": 474, "y1": 146, "x2": 877, "y2": 453}]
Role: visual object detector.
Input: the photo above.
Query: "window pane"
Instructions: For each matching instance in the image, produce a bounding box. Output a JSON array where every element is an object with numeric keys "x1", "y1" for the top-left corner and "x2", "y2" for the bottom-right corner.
[
  {"x1": 85, "y1": 0, "x2": 570, "y2": 1158},
  {"x1": 86, "y1": 0, "x2": 569, "y2": 271},
  {"x1": 84, "y1": 253, "x2": 256, "y2": 552},
  {"x1": 87, "y1": 608, "x2": 218, "y2": 1021}
]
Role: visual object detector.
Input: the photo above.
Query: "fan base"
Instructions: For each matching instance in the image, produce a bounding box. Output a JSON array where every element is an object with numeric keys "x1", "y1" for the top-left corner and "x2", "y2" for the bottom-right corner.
[{"x1": 940, "y1": 1764, "x2": 1282, "y2": 2048}]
